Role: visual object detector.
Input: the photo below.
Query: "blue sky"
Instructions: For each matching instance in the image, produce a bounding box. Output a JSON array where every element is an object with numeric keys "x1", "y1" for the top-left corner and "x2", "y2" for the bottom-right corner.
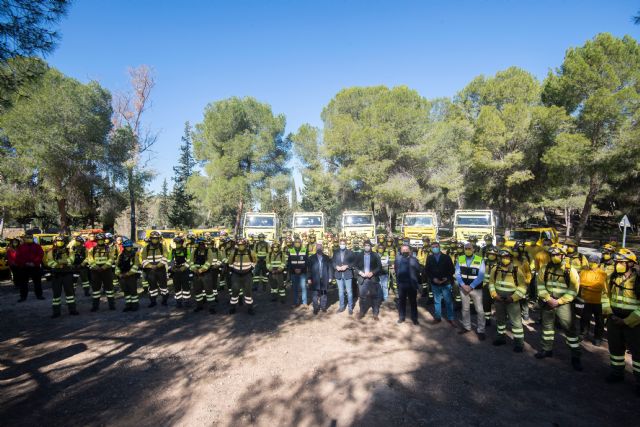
[{"x1": 47, "y1": 0, "x2": 640, "y2": 193}]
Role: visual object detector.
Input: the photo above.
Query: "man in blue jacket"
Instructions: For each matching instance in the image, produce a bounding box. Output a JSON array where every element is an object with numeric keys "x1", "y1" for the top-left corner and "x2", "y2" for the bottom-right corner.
[{"x1": 394, "y1": 244, "x2": 422, "y2": 325}]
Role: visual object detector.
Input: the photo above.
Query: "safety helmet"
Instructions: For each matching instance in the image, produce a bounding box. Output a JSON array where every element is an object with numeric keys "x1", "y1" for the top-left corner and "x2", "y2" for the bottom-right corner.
[
  {"x1": 122, "y1": 239, "x2": 134, "y2": 248},
  {"x1": 615, "y1": 248, "x2": 637, "y2": 264},
  {"x1": 150, "y1": 231, "x2": 161, "y2": 239},
  {"x1": 564, "y1": 238, "x2": 577, "y2": 247},
  {"x1": 548, "y1": 243, "x2": 566, "y2": 256},
  {"x1": 195, "y1": 237, "x2": 205, "y2": 245},
  {"x1": 187, "y1": 233, "x2": 196, "y2": 241},
  {"x1": 485, "y1": 246, "x2": 499, "y2": 256},
  {"x1": 469, "y1": 236, "x2": 478, "y2": 242},
  {"x1": 173, "y1": 236, "x2": 184, "y2": 245},
  {"x1": 513, "y1": 240, "x2": 525, "y2": 251},
  {"x1": 258, "y1": 233, "x2": 265, "y2": 239},
  {"x1": 105, "y1": 233, "x2": 113, "y2": 239},
  {"x1": 456, "y1": 242, "x2": 464, "y2": 249},
  {"x1": 271, "y1": 241, "x2": 280, "y2": 250},
  {"x1": 422, "y1": 235, "x2": 430, "y2": 242},
  {"x1": 484, "y1": 234, "x2": 493, "y2": 242},
  {"x1": 499, "y1": 248, "x2": 515, "y2": 257},
  {"x1": 53, "y1": 234, "x2": 67, "y2": 242},
  {"x1": 602, "y1": 243, "x2": 615, "y2": 253},
  {"x1": 95, "y1": 233, "x2": 106, "y2": 241}
]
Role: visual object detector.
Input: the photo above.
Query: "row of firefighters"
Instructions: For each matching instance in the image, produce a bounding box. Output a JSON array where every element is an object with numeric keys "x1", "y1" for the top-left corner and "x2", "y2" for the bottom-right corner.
[{"x1": 1, "y1": 230, "x2": 639, "y2": 395}]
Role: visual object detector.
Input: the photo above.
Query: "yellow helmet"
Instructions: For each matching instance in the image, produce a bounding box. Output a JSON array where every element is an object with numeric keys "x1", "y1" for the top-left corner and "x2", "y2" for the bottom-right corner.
[
  {"x1": 616, "y1": 248, "x2": 637, "y2": 264},
  {"x1": 564, "y1": 238, "x2": 577, "y2": 247},
  {"x1": 499, "y1": 248, "x2": 514, "y2": 257},
  {"x1": 602, "y1": 243, "x2": 615, "y2": 253}
]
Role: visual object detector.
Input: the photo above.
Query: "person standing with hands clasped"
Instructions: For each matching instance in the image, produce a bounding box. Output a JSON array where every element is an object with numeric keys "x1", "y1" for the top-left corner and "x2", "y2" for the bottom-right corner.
[
  {"x1": 455, "y1": 242, "x2": 486, "y2": 339},
  {"x1": 424, "y1": 241, "x2": 456, "y2": 326},
  {"x1": 332, "y1": 238, "x2": 355, "y2": 315},
  {"x1": 395, "y1": 244, "x2": 421, "y2": 325},
  {"x1": 355, "y1": 240, "x2": 382, "y2": 320},
  {"x1": 307, "y1": 242, "x2": 333, "y2": 315}
]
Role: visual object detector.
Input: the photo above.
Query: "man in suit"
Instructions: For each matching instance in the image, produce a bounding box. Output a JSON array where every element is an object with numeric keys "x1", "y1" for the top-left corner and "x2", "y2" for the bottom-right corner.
[
  {"x1": 332, "y1": 237, "x2": 355, "y2": 314},
  {"x1": 355, "y1": 240, "x2": 382, "y2": 320},
  {"x1": 395, "y1": 244, "x2": 422, "y2": 325},
  {"x1": 307, "y1": 242, "x2": 333, "y2": 315}
]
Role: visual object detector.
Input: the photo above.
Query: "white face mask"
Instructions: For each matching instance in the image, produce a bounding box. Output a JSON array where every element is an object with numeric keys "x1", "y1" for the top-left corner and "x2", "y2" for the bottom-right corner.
[{"x1": 339, "y1": 244, "x2": 346, "y2": 250}]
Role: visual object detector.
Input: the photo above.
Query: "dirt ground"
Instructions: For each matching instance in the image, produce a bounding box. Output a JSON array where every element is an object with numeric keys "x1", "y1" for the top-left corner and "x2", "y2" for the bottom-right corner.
[{"x1": 0, "y1": 278, "x2": 638, "y2": 427}]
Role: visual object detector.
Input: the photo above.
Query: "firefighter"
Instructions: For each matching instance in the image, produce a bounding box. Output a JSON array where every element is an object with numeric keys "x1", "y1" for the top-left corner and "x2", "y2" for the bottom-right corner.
[
  {"x1": 70, "y1": 236, "x2": 90, "y2": 296},
  {"x1": 253, "y1": 233, "x2": 270, "y2": 292},
  {"x1": 306, "y1": 230, "x2": 318, "y2": 256},
  {"x1": 564, "y1": 239, "x2": 589, "y2": 272},
  {"x1": 377, "y1": 243, "x2": 391, "y2": 303},
  {"x1": 87, "y1": 233, "x2": 116, "y2": 311},
  {"x1": 536, "y1": 243, "x2": 582, "y2": 371},
  {"x1": 481, "y1": 234, "x2": 495, "y2": 257},
  {"x1": 514, "y1": 240, "x2": 533, "y2": 321},
  {"x1": 228, "y1": 238, "x2": 256, "y2": 315},
  {"x1": 116, "y1": 239, "x2": 141, "y2": 312},
  {"x1": 386, "y1": 236, "x2": 397, "y2": 297},
  {"x1": 140, "y1": 231, "x2": 169, "y2": 307},
  {"x1": 482, "y1": 246, "x2": 499, "y2": 326},
  {"x1": 267, "y1": 241, "x2": 287, "y2": 303},
  {"x1": 599, "y1": 243, "x2": 616, "y2": 276},
  {"x1": 602, "y1": 248, "x2": 640, "y2": 395},
  {"x1": 489, "y1": 248, "x2": 527, "y2": 352},
  {"x1": 170, "y1": 236, "x2": 191, "y2": 308},
  {"x1": 288, "y1": 237, "x2": 308, "y2": 307},
  {"x1": 47, "y1": 235, "x2": 79, "y2": 317},
  {"x1": 190, "y1": 238, "x2": 215, "y2": 313}
]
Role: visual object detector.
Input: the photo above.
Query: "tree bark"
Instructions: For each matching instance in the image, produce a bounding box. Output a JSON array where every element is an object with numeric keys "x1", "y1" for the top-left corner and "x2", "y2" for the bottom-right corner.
[
  {"x1": 129, "y1": 168, "x2": 136, "y2": 241},
  {"x1": 575, "y1": 173, "x2": 600, "y2": 243},
  {"x1": 234, "y1": 198, "x2": 244, "y2": 238},
  {"x1": 57, "y1": 198, "x2": 68, "y2": 232},
  {"x1": 565, "y1": 206, "x2": 571, "y2": 237}
]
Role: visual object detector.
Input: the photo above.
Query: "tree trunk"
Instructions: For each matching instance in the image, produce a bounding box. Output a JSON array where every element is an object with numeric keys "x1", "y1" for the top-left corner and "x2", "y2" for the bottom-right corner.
[
  {"x1": 0, "y1": 207, "x2": 4, "y2": 237},
  {"x1": 234, "y1": 198, "x2": 244, "y2": 238},
  {"x1": 575, "y1": 174, "x2": 600, "y2": 243},
  {"x1": 57, "y1": 198, "x2": 68, "y2": 232},
  {"x1": 564, "y1": 206, "x2": 571, "y2": 237},
  {"x1": 129, "y1": 168, "x2": 136, "y2": 241}
]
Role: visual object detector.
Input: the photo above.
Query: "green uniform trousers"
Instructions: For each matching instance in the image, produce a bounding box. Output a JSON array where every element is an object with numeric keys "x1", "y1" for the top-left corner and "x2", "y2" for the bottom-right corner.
[
  {"x1": 495, "y1": 299, "x2": 524, "y2": 343},
  {"x1": 231, "y1": 272, "x2": 253, "y2": 306},
  {"x1": 607, "y1": 318, "x2": 640, "y2": 381},
  {"x1": 540, "y1": 303, "x2": 581, "y2": 355}
]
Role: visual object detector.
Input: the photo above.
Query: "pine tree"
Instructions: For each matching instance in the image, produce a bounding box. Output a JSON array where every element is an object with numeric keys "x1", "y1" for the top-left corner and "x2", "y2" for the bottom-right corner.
[
  {"x1": 290, "y1": 177, "x2": 298, "y2": 211},
  {"x1": 158, "y1": 178, "x2": 170, "y2": 227},
  {"x1": 168, "y1": 122, "x2": 196, "y2": 228}
]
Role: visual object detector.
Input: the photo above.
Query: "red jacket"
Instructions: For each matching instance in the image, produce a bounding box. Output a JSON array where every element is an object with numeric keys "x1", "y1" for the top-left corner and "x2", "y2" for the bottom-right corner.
[
  {"x1": 16, "y1": 243, "x2": 44, "y2": 267},
  {"x1": 7, "y1": 247, "x2": 19, "y2": 266}
]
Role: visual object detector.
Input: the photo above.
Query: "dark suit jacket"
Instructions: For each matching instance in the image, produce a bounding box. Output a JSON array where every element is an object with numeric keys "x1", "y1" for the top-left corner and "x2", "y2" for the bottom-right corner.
[
  {"x1": 354, "y1": 251, "x2": 382, "y2": 284},
  {"x1": 394, "y1": 256, "x2": 421, "y2": 290},
  {"x1": 307, "y1": 253, "x2": 333, "y2": 291},
  {"x1": 424, "y1": 253, "x2": 455, "y2": 286},
  {"x1": 332, "y1": 249, "x2": 354, "y2": 280}
]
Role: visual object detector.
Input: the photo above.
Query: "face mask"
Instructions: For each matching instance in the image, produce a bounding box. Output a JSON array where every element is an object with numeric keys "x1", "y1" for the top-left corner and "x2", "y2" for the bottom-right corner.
[
  {"x1": 55, "y1": 241, "x2": 65, "y2": 247},
  {"x1": 237, "y1": 245, "x2": 246, "y2": 251},
  {"x1": 615, "y1": 263, "x2": 627, "y2": 274},
  {"x1": 486, "y1": 255, "x2": 496, "y2": 261},
  {"x1": 175, "y1": 243, "x2": 183, "y2": 248},
  {"x1": 589, "y1": 262, "x2": 599, "y2": 270},
  {"x1": 316, "y1": 248, "x2": 323, "y2": 254},
  {"x1": 401, "y1": 252, "x2": 410, "y2": 258},
  {"x1": 551, "y1": 255, "x2": 562, "y2": 264},
  {"x1": 602, "y1": 253, "x2": 611, "y2": 261},
  {"x1": 364, "y1": 246, "x2": 371, "y2": 253},
  {"x1": 151, "y1": 238, "x2": 159, "y2": 245},
  {"x1": 501, "y1": 258, "x2": 511, "y2": 266},
  {"x1": 339, "y1": 244, "x2": 346, "y2": 250},
  {"x1": 518, "y1": 247, "x2": 525, "y2": 253},
  {"x1": 431, "y1": 247, "x2": 440, "y2": 254},
  {"x1": 97, "y1": 240, "x2": 105, "y2": 246},
  {"x1": 464, "y1": 249, "x2": 474, "y2": 257},
  {"x1": 566, "y1": 247, "x2": 575, "y2": 254},
  {"x1": 456, "y1": 249, "x2": 464, "y2": 255}
]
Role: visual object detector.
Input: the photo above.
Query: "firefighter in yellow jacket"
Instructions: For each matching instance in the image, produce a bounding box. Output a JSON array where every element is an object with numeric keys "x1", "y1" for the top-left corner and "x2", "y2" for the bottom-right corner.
[
  {"x1": 87, "y1": 233, "x2": 117, "y2": 312},
  {"x1": 228, "y1": 238, "x2": 256, "y2": 315},
  {"x1": 489, "y1": 248, "x2": 527, "y2": 352},
  {"x1": 564, "y1": 239, "x2": 589, "y2": 272},
  {"x1": 47, "y1": 235, "x2": 79, "y2": 317},
  {"x1": 190, "y1": 238, "x2": 215, "y2": 313},
  {"x1": 116, "y1": 239, "x2": 141, "y2": 312},
  {"x1": 140, "y1": 231, "x2": 169, "y2": 307},
  {"x1": 602, "y1": 248, "x2": 640, "y2": 396},
  {"x1": 536, "y1": 243, "x2": 582, "y2": 371},
  {"x1": 253, "y1": 233, "x2": 270, "y2": 291},
  {"x1": 267, "y1": 241, "x2": 287, "y2": 303}
]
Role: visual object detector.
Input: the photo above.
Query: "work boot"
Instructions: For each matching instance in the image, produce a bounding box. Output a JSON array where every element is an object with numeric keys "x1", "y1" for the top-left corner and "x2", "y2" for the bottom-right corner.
[
  {"x1": 68, "y1": 303, "x2": 79, "y2": 316},
  {"x1": 148, "y1": 297, "x2": 157, "y2": 308},
  {"x1": 248, "y1": 305, "x2": 255, "y2": 315},
  {"x1": 91, "y1": 299, "x2": 100, "y2": 312},
  {"x1": 51, "y1": 306, "x2": 61, "y2": 319},
  {"x1": 193, "y1": 301, "x2": 204, "y2": 313},
  {"x1": 229, "y1": 305, "x2": 236, "y2": 314},
  {"x1": 238, "y1": 298, "x2": 244, "y2": 306},
  {"x1": 176, "y1": 299, "x2": 183, "y2": 308},
  {"x1": 271, "y1": 294, "x2": 278, "y2": 302},
  {"x1": 485, "y1": 318, "x2": 492, "y2": 327},
  {"x1": 513, "y1": 339, "x2": 524, "y2": 353},
  {"x1": 108, "y1": 297, "x2": 116, "y2": 311},
  {"x1": 571, "y1": 357, "x2": 583, "y2": 372},
  {"x1": 208, "y1": 306, "x2": 216, "y2": 314},
  {"x1": 123, "y1": 303, "x2": 131, "y2": 313},
  {"x1": 492, "y1": 336, "x2": 506, "y2": 346},
  {"x1": 131, "y1": 302, "x2": 139, "y2": 312},
  {"x1": 161, "y1": 294, "x2": 168, "y2": 306},
  {"x1": 534, "y1": 350, "x2": 553, "y2": 359},
  {"x1": 84, "y1": 288, "x2": 90, "y2": 297}
]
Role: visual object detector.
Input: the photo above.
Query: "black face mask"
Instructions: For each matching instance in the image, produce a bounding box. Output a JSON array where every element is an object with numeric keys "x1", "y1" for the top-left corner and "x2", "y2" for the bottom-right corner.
[{"x1": 401, "y1": 252, "x2": 410, "y2": 258}]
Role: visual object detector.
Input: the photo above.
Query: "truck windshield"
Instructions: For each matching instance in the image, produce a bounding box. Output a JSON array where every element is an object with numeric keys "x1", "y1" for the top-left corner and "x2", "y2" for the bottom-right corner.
[
  {"x1": 344, "y1": 215, "x2": 373, "y2": 226},
  {"x1": 456, "y1": 215, "x2": 490, "y2": 226},
  {"x1": 510, "y1": 230, "x2": 540, "y2": 241},
  {"x1": 37, "y1": 236, "x2": 54, "y2": 245},
  {"x1": 161, "y1": 232, "x2": 176, "y2": 239},
  {"x1": 294, "y1": 216, "x2": 323, "y2": 227},
  {"x1": 245, "y1": 216, "x2": 275, "y2": 227},
  {"x1": 403, "y1": 216, "x2": 433, "y2": 226}
]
